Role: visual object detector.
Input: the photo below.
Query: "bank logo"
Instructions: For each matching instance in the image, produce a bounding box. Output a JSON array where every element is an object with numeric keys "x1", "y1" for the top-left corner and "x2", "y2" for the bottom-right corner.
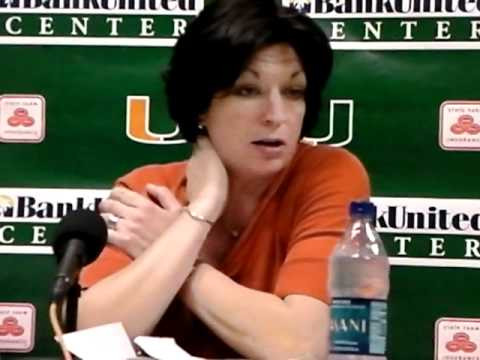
[
  {"x1": 439, "y1": 101, "x2": 480, "y2": 151},
  {"x1": 0, "y1": 0, "x2": 203, "y2": 14},
  {"x1": 0, "y1": 195, "x2": 14, "y2": 216},
  {"x1": 374, "y1": 197, "x2": 480, "y2": 236},
  {"x1": 436, "y1": 318, "x2": 480, "y2": 360},
  {"x1": 1, "y1": 0, "x2": 480, "y2": 49},
  {"x1": 1, "y1": 189, "x2": 479, "y2": 271},
  {"x1": 282, "y1": 0, "x2": 312, "y2": 13},
  {"x1": 0, "y1": 188, "x2": 108, "y2": 223},
  {"x1": 127, "y1": 97, "x2": 353, "y2": 147},
  {"x1": 0, "y1": 303, "x2": 35, "y2": 353},
  {"x1": 0, "y1": 95, "x2": 46, "y2": 143}
]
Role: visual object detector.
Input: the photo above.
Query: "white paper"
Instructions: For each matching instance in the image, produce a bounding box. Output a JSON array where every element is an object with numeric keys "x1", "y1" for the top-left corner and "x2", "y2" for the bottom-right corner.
[
  {"x1": 60, "y1": 322, "x2": 136, "y2": 360},
  {"x1": 134, "y1": 336, "x2": 203, "y2": 360}
]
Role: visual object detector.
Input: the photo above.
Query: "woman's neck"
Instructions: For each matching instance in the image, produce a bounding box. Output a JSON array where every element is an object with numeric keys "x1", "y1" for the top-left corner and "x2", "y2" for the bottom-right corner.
[
  {"x1": 219, "y1": 172, "x2": 275, "y2": 237},
  {"x1": 228, "y1": 174, "x2": 272, "y2": 204}
]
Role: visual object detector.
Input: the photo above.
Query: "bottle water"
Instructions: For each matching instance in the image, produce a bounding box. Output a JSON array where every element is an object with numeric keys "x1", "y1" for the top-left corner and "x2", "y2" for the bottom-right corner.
[{"x1": 328, "y1": 201, "x2": 390, "y2": 360}]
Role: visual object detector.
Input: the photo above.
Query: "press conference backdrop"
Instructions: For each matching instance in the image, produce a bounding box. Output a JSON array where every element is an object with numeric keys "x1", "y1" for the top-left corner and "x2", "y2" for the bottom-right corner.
[{"x1": 1, "y1": 0, "x2": 479, "y2": 358}]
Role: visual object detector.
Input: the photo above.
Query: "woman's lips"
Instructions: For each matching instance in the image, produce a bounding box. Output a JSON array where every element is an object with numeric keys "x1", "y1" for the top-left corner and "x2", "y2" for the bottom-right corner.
[
  {"x1": 251, "y1": 139, "x2": 286, "y2": 158},
  {"x1": 251, "y1": 139, "x2": 285, "y2": 147}
]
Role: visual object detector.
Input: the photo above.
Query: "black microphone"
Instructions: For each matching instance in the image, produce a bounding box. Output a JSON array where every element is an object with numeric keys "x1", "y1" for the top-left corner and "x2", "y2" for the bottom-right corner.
[{"x1": 51, "y1": 209, "x2": 107, "y2": 301}]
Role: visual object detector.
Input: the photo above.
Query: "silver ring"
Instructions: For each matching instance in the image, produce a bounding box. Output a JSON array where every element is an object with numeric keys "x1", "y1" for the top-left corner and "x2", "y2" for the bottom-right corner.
[{"x1": 107, "y1": 214, "x2": 120, "y2": 230}]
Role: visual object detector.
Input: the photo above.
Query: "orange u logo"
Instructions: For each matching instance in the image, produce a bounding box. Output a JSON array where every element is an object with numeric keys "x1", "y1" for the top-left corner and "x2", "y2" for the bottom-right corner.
[{"x1": 126, "y1": 96, "x2": 186, "y2": 145}]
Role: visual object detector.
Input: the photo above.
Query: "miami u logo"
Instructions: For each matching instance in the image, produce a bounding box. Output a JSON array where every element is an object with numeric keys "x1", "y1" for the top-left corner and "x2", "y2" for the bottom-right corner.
[
  {"x1": 303, "y1": 99, "x2": 354, "y2": 147},
  {"x1": 127, "y1": 96, "x2": 354, "y2": 146},
  {"x1": 126, "y1": 96, "x2": 186, "y2": 145}
]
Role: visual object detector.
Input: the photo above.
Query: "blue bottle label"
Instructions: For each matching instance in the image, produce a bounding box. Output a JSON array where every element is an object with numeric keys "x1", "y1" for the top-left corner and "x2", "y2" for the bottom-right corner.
[{"x1": 330, "y1": 298, "x2": 387, "y2": 355}]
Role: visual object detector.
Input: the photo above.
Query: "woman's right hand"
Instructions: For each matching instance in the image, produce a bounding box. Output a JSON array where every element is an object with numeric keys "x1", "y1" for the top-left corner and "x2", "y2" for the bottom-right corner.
[
  {"x1": 99, "y1": 184, "x2": 183, "y2": 258},
  {"x1": 186, "y1": 136, "x2": 228, "y2": 223}
]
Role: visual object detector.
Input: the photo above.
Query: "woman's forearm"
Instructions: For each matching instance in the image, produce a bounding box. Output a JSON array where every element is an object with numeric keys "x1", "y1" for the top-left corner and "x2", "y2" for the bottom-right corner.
[
  {"x1": 77, "y1": 210, "x2": 211, "y2": 338},
  {"x1": 180, "y1": 263, "x2": 329, "y2": 360}
]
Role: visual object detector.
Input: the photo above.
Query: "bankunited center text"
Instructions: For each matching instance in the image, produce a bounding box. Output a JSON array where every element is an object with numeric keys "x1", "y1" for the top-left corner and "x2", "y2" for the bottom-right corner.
[
  {"x1": 1, "y1": 0, "x2": 479, "y2": 14},
  {"x1": 0, "y1": 0, "x2": 196, "y2": 10},
  {"x1": 315, "y1": 0, "x2": 480, "y2": 15},
  {"x1": 0, "y1": 196, "x2": 103, "y2": 219},
  {"x1": 377, "y1": 206, "x2": 480, "y2": 233}
]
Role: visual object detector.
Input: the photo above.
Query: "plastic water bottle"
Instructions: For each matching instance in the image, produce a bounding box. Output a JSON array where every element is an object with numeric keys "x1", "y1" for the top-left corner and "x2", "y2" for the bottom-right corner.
[{"x1": 328, "y1": 201, "x2": 390, "y2": 360}]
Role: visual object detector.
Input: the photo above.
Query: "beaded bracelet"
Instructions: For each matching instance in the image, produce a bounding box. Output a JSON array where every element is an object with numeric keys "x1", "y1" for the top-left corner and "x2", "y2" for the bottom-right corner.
[{"x1": 183, "y1": 207, "x2": 214, "y2": 226}]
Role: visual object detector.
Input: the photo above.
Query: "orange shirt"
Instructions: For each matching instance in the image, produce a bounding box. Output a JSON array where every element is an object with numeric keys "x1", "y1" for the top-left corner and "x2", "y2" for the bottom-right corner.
[{"x1": 80, "y1": 143, "x2": 370, "y2": 358}]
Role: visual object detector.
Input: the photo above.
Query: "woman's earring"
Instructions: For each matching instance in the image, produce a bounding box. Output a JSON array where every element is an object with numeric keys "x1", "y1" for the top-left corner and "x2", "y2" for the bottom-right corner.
[{"x1": 198, "y1": 123, "x2": 208, "y2": 136}]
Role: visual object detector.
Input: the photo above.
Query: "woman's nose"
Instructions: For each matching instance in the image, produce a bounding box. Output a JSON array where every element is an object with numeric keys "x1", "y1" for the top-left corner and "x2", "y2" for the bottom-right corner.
[{"x1": 262, "y1": 92, "x2": 288, "y2": 126}]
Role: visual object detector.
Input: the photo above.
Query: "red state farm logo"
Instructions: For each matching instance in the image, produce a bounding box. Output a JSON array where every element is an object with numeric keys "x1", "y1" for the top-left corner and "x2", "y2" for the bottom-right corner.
[
  {"x1": 450, "y1": 115, "x2": 480, "y2": 135},
  {"x1": 7, "y1": 108, "x2": 34, "y2": 127},
  {"x1": 0, "y1": 94, "x2": 45, "y2": 143},
  {"x1": 0, "y1": 316, "x2": 24, "y2": 337},
  {"x1": 7, "y1": 108, "x2": 35, "y2": 127},
  {"x1": 439, "y1": 101, "x2": 480, "y2": 151},
  {"x1": 446, "y1": 332, "x2": 477, "y2": 353},
  {"x1": 0, "y1": 303, "x2": 35, "y2": 352}
]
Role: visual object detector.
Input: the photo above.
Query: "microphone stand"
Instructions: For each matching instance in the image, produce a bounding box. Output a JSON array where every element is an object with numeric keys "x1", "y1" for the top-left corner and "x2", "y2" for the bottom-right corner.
[
  {"x1": 64, "y1": 281, "x2": 81, "y2": 333},
  {"x1": 57, "y1": 278, "x2": 81, "y2": 360},
  {"x1": 59, "y1": 281, "x2": 152, "y2": 360}
]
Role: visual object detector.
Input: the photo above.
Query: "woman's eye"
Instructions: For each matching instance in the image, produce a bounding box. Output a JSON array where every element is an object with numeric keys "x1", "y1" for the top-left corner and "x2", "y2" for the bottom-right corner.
[
  {"x1": 285, "y1": 88, "x2": 306, "y2": 99},
  {"x1": 232, "y1": 85, "x2": 260, "y2": 97}
]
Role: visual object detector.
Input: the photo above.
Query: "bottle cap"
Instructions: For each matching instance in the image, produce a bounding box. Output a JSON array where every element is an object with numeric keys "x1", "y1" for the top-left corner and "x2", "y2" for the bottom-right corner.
[{"x1": 349, "y1": 201, "x2": 377, "y2": 219}]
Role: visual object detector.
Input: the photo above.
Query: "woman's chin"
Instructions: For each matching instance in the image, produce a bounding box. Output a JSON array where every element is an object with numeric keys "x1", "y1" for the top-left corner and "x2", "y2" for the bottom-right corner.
[{"x1": 229, "y1": 159, "x2": 288, "y2": 180}]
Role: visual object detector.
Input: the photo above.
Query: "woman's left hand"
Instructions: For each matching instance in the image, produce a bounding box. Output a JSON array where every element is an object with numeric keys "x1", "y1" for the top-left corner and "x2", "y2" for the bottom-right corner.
[
  {"x1": 99, "y1": 184, "x2": 182, "y2": 258},
  {"x1": 186, "y1": 136, "x2": 229, "y2": 222}
]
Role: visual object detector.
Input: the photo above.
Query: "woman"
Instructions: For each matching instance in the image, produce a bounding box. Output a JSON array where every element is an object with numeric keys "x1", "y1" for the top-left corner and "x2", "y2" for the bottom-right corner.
[{"x1": 78, "y1": 0, "x2": 370, "y2": 359}]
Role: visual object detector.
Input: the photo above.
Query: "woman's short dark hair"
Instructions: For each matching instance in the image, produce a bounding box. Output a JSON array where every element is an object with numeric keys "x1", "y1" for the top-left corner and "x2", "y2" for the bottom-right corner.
[{"x1": 164, "y1": 0, "x2": 333, "y2": 142}]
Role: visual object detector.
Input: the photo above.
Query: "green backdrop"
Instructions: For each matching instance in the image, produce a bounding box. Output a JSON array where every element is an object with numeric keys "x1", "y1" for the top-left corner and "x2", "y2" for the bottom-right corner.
[{"x1": 1, "y1": 1, "x2": 480, "y2": 359}]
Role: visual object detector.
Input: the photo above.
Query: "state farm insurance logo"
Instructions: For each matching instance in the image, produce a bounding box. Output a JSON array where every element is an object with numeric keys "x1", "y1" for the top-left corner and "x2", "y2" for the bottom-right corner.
[
  {"x1": 282, "y1": 0, "x2": 312, "y2": 13},
  {"x1": 439, "y1": 101, "x2": 480, "y2": 151},
  {"x1": 0, "y1": 317, "x2": 25, "y2": 337},
  {"x1": 450, "y1": 115, "x2": 480, "y2": 135},
  {"x1": 446, "y1": 332, "x2": 477, "y2": 353},
  {"x1": 435, "y1": 318, "x2": 480, "y2": 360},
  {"x1": 0, "y1": 95, "x2": 46, "y2": 143},
  {"x1": 0, "y1": 303, "x2": 35, "y2": 353}
]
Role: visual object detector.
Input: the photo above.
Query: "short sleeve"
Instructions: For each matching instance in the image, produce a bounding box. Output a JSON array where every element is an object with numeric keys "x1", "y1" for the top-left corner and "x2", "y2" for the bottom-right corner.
[
  {"x1": 80, "y1": 245, "x2": 132, "y2": 288},
  {"x1": 274, "y1": 147, "x2": 370, "y2": 304},
  {"x1": 115, "y1": 164, "x2": 173, "y2": 193}
]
